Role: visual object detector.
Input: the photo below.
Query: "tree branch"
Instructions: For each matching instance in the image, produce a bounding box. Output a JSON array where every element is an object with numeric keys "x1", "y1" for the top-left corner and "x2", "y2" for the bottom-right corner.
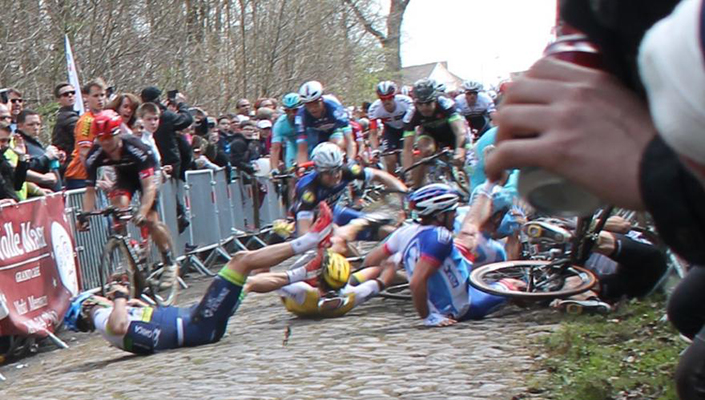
[{"x1": 342, "y1": 0, "x2": 386, "y2": 42}]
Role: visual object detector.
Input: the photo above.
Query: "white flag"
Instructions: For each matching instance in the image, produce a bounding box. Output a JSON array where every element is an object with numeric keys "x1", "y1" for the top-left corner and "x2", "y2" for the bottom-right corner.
[{"x1": 65, "y1": 35, "x2": 84, "y2": 115}]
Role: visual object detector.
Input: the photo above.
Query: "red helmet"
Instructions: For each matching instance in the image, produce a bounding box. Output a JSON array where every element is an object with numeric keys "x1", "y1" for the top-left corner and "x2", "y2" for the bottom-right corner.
[{"x1": 93, "y1": 110, "x2": 123, "y2": 138}]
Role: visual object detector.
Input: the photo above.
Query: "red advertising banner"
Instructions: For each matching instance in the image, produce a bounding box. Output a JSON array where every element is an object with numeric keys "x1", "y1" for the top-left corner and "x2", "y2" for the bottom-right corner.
[{"x1": 0, "y1": 194, "x2": 81, "y2": 337}]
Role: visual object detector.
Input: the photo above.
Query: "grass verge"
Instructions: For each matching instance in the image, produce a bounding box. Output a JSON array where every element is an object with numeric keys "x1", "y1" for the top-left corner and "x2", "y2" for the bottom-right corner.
[{"x1": 529, "y1": 295, "x2": 688, "y2": 400}]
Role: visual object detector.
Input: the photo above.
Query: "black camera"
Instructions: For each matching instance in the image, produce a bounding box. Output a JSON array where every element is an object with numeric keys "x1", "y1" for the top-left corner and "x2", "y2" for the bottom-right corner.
[{"x1": 0, "y1": 89, "x2": 8, "y2": 104}]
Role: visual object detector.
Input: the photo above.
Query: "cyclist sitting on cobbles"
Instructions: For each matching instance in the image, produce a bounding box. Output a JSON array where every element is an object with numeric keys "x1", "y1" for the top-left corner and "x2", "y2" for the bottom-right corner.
[
  {"x1": 63, "y1": 202, "x2": 334, "y2": 354},
  {"x1": 294, "y1": 142, "x2": 407, "y2": 240},
  {"x1": 76, "y1": 110, "x2": 178, "y2": 290},
  {"x1": 360, "y1": 183, "x2": 520, "y2": 327}
]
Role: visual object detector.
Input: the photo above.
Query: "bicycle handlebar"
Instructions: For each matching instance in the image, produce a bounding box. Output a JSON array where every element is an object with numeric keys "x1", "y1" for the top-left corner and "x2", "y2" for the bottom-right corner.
[
  {"x1": 77, "y1": 206, "x2": 135, "y2": 220},
  {"x1": 401, "y1": 148, "x2": 454, "y2": 175}
]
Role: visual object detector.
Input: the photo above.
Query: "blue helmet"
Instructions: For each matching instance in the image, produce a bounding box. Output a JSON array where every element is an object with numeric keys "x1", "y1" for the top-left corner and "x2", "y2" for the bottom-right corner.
[
  {"x1": 282, "y1": 92, "x2": 302, "y2": 109},
  {"x1": 63, "y1": 292, "x2": 96, "y2": 332},
  {"x1": 408, "y1": 184, "x2": 459, "y2": 217}
]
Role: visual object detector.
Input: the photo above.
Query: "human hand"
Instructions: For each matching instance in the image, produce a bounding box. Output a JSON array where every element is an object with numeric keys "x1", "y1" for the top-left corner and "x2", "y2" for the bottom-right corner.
[
  {"x1": 45, "y1": 145, "x2": 60, "y2": 160},
  {"x1": 424, "y1": 313, "x2": 457, "y2": 327},
  {"x1": 453, "y1": 148, "x2": 466, "y2": 166},
  {"x1": 486, "y1": 57, "x2": 657, "y2": 210},
  {"x1": 11, "y1": 134, "x2": 26, "y2": 156},
  {"x1": 604, "y1": 216, "x2": 632, "y2": 234},
  {"x1": 77, "y1": 217, "x2": 90, "y2": 232}
]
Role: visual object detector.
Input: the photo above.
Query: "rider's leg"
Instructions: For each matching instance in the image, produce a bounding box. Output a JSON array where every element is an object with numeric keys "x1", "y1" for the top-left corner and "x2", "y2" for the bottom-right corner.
[
  {"x1": 412, "y1": 136, "x2": 436, "y2": 188},
  {"x1": 145, "y1": 209, "x2": 178, "y2": 288}
]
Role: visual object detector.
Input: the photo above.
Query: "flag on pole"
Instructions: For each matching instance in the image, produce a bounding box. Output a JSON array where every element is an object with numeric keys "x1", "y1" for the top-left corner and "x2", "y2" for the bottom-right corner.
[{"x1": 65, "y1": 35, "x2": 84, "y2": 115}]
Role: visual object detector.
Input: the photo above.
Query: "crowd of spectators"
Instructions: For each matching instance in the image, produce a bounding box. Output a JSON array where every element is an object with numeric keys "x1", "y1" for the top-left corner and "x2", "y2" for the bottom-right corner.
[{"x1": 0, "y1": 82, "x2": 285, "y2": 209}]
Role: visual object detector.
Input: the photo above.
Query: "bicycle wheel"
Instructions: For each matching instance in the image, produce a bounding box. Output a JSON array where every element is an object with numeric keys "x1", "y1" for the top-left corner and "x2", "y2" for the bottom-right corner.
[
  {"x1": 99, "y1": 237, "x2": 139, "y2": 299},
  {"x1": 144, "y1": 262, "x2": 179, "y2": 307},
  {"x1": 469, "y1": 260, "x2": 598, "y2": 300},
  {"x1": 379, "y1": 283, "x2": 412, "y2": 300}
]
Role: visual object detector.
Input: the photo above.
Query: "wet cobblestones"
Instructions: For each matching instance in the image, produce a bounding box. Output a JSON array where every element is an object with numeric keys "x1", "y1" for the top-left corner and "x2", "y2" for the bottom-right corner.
[{"x1": 0, "y1": 264, "x2": 560, "y2": 400}]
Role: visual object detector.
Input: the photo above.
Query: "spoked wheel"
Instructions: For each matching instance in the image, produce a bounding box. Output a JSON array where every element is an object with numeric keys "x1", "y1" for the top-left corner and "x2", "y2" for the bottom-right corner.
[
  {"x1": 469, "y1": 260, "x2": 598, "y2": 300},
  {"x1": 379, "y1": 283, "x2": 412, "y2": 300},
  {"x1": 99, "y1": 237, "x2": 139, "y2": 299},
  {"x1": 143, "y1": 263, "x2": 179, "y2": 307}
]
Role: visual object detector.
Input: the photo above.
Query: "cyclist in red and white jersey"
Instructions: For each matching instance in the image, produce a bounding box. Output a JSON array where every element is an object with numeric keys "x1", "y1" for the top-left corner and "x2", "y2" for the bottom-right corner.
[{"x1": 368, "y1": 81, "x2": 414, "y2": 174}]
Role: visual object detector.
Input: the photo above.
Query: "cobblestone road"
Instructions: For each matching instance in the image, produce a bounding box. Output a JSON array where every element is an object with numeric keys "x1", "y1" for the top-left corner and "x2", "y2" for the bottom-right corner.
[{"x1": 0, "y1": 258, "x2": 560, "y2": 400}]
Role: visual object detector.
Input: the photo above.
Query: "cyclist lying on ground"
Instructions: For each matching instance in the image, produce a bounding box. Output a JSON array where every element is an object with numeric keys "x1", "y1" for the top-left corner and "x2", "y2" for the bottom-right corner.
[
  {"x1": 63, "y1": 202, "x2": 335, "y2": 354},
  {"x1": 76, "y1": 110, "x2": 178, "y2": 289},
  {"x1": 294, "y1": 142, "x2": 407, "y2": 240},
  {"x1": 359, "y1": 183, "x2": 521, "y2": 327}
]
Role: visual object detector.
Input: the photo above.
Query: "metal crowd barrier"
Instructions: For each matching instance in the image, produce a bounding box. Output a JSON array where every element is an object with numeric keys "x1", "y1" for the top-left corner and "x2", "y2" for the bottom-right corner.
[{"x1": 65, "y1": 166, "x2": 287, "y2": 291}]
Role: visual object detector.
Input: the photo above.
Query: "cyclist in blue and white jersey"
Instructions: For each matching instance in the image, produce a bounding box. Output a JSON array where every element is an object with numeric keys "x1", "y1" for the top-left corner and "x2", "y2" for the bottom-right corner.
[
  {"x1": 295, "y1": 81, "x2": 355, "y2": 163},
  {"x1": 362, "y1": 184, "x2": 517, "y2": 326},
  {"x1": 368, "y1": 81, "x2": 414, "y2": 174},
  {"x1": 293, "y1": 142, "x2": 407, "y2": 239},
  {"x1": 270, "y1": 93, "x2": 302, "y2": 173},
  {"x1": 454, "y1": 80, "x2": 497, "y2": 137}
]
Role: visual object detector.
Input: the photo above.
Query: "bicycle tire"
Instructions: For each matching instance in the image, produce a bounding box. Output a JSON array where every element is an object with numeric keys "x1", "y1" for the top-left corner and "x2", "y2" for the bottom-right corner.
[
  {"x1": 145, "y1": 263, "x2": 179, "y2": 307},
  {"x1": 99, "y1": 237, "x2": 139, "y2": 299},
  {"x1": 469, "y1": 260, "x2": 598, "y2": 300},
  {"x1": 379, "y1": 283, "x2": 412, "y2": 300}
]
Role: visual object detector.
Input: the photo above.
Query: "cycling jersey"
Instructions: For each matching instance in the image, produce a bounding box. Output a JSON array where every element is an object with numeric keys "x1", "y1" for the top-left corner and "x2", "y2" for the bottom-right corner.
[
  {"x1": 278, "y1": 279, "x2": 381, "y2": 318},
  {"x1": 454, "y1": 92, "x2": 496, "y2": 132},
  {"x1": 403, "y1": 96, "x2": 462, "y2": 148},
  {"x1": 65, "y1": 110, "x2": 99, "y2": 180},
  {"x1": 92, "y1": 267, "x2": 246, "y2": 354},
  {"x1": 272, "y1": 114, "x2": 298, "y2": 167},
  {"x1": 293, "y1": 165, "x2": 371, "y2": 219},
  {"x1": 383, "y1": 223, "x2": 507, "y2": 321},
  {"x1": 85, "y1": 134, "x2": 157, "y2": 188},
  {"x1": 295, "y1": 96, "x2": 352, "y2": 153},
  {"x1": 368, "y1": 95, "x2": 414, "y2": 131}
]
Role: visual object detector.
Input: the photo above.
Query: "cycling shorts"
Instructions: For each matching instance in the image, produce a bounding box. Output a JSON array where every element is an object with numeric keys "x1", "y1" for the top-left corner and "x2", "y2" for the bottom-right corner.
[
  {"x1": 180, "y1": 267, "x2": 246, "y2": 347},
  {"x1": 381, "y1": 126, "x2": 404, "y2": 151}
]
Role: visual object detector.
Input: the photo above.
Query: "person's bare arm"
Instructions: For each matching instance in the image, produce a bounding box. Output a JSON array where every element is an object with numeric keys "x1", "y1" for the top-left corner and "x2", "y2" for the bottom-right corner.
[
  {"x1": 369, "y1": 168, "x2": 408, "y2": 193},
  {"x1": 369, "y1": 127, "x2": 380, "y2": 150},
  {"x1": 455, "y1": 185, "x2": 494, "y2": 252},
  {"x1": 401, "y1": 131, "x2": 415, "y2": 173},
  {"x1": 106, "y1": 286, "x2": 131, "y2": 336},
  {"x1": 449, "y1": 116, "x2": 467, "y2": 163},
  {"x1": 409, "y1": 258, "x2": 436, "y2": 319},
  {"x1": 270, "y1": 142, "x2": 283, "y2": 171},
  {"x1": 137, "y1": 175, "x2": 158, "y2": 220},
  {"x1": 244, "y1": 272, "x2": 290, "y2": 293},
  {"x1": 296, "y1": 142, "x2": 309, "y2": 165}
]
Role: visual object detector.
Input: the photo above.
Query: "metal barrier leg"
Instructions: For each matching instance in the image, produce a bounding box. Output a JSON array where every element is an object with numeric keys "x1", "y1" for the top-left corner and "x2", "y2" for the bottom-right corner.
[
  {"x1": 204, "y1": 247, "x2": 232, "y2": 268},
  {"x1": 182, "y1": 254, "x2": 214, "y2": 277}
]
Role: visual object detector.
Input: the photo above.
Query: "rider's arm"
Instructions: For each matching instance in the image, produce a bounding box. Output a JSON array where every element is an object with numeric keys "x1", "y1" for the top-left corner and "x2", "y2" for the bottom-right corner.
[
  {"x1": 106, "y1": 297, "x2": 130, "y2": 336},
  {"x1": 296, "y1": 217, "x2": 313, "y2": 235},
  {"x1": 369, "y1": 120, "x2": 380, "y2": 150},
  {"x1": 296, "y1": 141, "x2": 309, "y2": 165},
  {"x1": 138, "y1": 170, "x2": 158, "y2": 218},
  {"x1": 401, "y1": 131, "x2": 415, "y2": 173},
  {"x1": 270, "y1": 142, "x2": 282, "y2": 172},
  {"x1": 455, "y1": 183, "x2": 495, "y2": 252},
  {"x1": 409, "y1": 257, "x2": 438, "y2": 319},
  {"x1": 368, "y1": 168, "x2": 408, "y2": 193},
  {"x1": 449, "y1": 114, "x2": 467, "y2": 156},
  {"x1": 345, "y1": 131, "x2": 356, "y2": 161}
]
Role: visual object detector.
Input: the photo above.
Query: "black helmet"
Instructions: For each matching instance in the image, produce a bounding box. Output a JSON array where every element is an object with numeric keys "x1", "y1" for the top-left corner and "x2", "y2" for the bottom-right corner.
[{"x1": 413, "y1": 79, "x2": 437, "y2": 103}]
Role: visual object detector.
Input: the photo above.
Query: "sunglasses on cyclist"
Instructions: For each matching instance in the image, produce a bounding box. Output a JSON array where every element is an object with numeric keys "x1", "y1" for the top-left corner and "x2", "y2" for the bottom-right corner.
[
  {"x1": 415, "y1": 100, "x2": 434, "y2": 106},
  {"x1": 379, "y1": 95, "x2": 395, "y2": 101},
  {"x1": 10, "y1": 98, "x2": 23, "y2": 104},
  {"x1": 60, "y1": 91, "x2": 76, "y2": 97}
]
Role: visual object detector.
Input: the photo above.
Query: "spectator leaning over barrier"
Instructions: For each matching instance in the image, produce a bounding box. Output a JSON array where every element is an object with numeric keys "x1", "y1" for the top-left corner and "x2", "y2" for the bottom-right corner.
[
  {"x1": 64, "y1": 78, "x2": 107, "y2": 190},
  {"x1": 15, "y1": 109, "x2": 62, "y2": 192},
  {"x1": 190, "y1": 135, "x2": 219, "y2": 170},
  {"x1": 7, "y1": 88, "x2": 23, "y2": 132},
  {"x1": 0, "y1": 123, "x2": 28, "y2": 204},
  {"x1": 51, "y1": 82, "x2": 79, "y2": 172},
  {"x1": 134, "y1": 103, "x2": 163, "y2": 167}
]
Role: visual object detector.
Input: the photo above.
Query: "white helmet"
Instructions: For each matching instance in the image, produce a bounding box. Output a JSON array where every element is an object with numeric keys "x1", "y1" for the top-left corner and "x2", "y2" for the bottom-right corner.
[
  {"x1": 311, "y1": 142, "x2": 343, "y2": 171},
  {"x1": 409, "y1": 184, "x2": 459, "y2": 217},
  {"x1": 299, "y1": 81, "x2": 324, "y2": 103},
  {"x1": 462, "y1": 80, "x2": 483, "y2": 93}
]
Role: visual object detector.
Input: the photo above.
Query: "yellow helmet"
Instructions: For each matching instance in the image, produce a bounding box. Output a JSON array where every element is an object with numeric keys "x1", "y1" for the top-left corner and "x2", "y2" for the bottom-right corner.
[{"x1": 321, "y1": 250, "x2": 351, "y2": 290}]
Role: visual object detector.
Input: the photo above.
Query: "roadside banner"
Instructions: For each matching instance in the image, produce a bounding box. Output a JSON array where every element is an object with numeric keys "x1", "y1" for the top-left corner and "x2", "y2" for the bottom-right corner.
[
  {"x1": 65, "y1": 34, "x2": 85, "y2": 115},
  {"x1": 0, "y1": 194, "x2": 81, "y2": 337}
]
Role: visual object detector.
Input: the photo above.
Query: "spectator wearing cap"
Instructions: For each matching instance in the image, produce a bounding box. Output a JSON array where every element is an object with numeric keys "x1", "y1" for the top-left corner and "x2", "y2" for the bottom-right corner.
[
  {"x1": 257, "y1": 119, "x2": 272, "y2": 156},
  {"x1": 51, "y1": 82, "x2": 79, "y2": 168}
]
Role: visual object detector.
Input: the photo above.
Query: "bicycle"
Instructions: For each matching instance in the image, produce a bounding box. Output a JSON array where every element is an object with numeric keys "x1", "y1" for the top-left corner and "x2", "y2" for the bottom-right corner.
[
  {"x1": 467, "y1": 207, "x2": 614, "y2": 300},
  {"x1": 77, "y1": 207, "x2": 180, "y2": 306},
  {"x1": 401, "y1": 148, "x2": 470, "y2": 201}
]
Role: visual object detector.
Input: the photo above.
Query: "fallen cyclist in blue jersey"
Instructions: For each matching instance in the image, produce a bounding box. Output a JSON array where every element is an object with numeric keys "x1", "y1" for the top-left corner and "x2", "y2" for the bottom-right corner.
[{"x1": 62, "y1": 202, "x2": 335, "y2": 354}]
